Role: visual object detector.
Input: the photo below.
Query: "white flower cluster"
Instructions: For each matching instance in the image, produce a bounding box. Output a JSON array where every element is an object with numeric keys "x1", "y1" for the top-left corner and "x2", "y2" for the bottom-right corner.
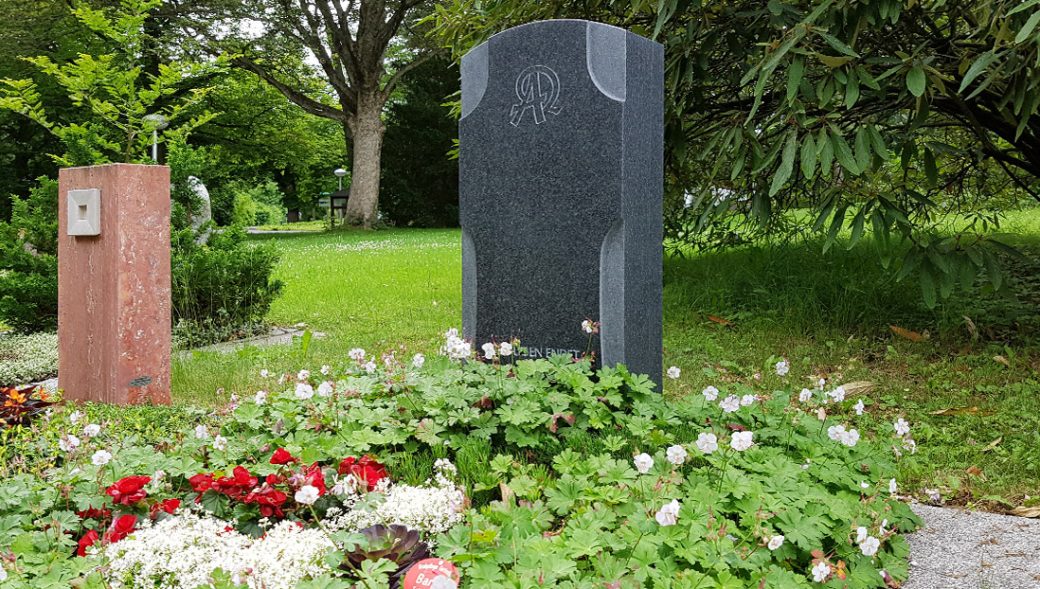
[
  {"x1": 481, "y1": 341, "x2": 513, "y2": 360},
  {"x1": 827, "y1": 424, "x2": 861, "y2": 447},
  {"x1": 441, "y1": 328, "x2": 472, "y2": 360},
  {"x1": 892, "y1": 417, "x2": 917, "y2": 455},
  {"x1": 103, "y1": 513, "x2": 334, "y2": 589},
  {"x1": 854, "y1": 526, "x2": 882, "y2": 557},
  {"x1": 328, "y1": 476, "x2": 465, "y2": 537}
]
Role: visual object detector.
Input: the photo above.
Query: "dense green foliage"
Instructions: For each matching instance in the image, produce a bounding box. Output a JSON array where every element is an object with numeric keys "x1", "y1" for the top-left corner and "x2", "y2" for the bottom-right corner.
[
  {"x1": 0, "y1": 179, "x2": 58, "y2": 332},
  {"x1": 0, "y1": 1, "x2": 287, "y2": 343},
  {"x1": 183, "y1": 70, "x2": 348, "y2": 224},
  {"x1": 0, "y1": 353, "x2": 919, "y2": 587},
  {"x1": 231, "y1": 181, "x2": 289, "y2": 226},
  {"x1": 430, "y1": 0, "x2": 1040, "y2": 305},
  {"x1": 0, "y1": 0, "x2": 80, "y2": 219},
  {"x1": 171, "y1": 228, "x2": 284, "y2": 348},
  {"x1": 381, "y1": 56, "x2": 460, "y2": 227},
  {"x1": 0, "y1": 0, "x2": 216, "y2": 166}
]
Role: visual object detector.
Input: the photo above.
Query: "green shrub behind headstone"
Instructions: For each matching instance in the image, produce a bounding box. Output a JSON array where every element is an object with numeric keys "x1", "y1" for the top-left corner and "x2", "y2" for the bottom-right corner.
[
  {"x1": 171, "y1": 226, "x2": 284, "y2": 348},
  {"x1": 0, "y1": 178, "x2": 58, "y2": 332}
]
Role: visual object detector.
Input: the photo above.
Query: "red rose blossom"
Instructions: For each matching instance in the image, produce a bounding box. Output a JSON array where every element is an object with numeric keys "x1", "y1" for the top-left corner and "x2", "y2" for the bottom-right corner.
[
  {"x1": 243, "y1": 485, "x2": 288, "y2": 519},
  {"x1": 104, "y1": 514, "x2": 138, "y2": 543},
  {"x1": 212, "y1": 466, "x2": 258, "y2": 500},
  {"x1": 105, "y1": 475, "x2": 151, "y2": 505},
  {"x1": 76, "y1": 529, "x2": 100, "y2": 557},
  {"x1": 336, "y1": 456, "x2": 388, "y2": 491},
  {"x1": 189, "y1": 473, "x2": 215, "y2": 492},
  {"x1": 270, "y1": 448, "x2": 297, "y2": 465}
]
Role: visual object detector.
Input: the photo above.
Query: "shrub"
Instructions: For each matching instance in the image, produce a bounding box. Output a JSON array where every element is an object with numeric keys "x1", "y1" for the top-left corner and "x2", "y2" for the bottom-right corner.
[
  {"x1": 0, "y1": 178, "x2": 58, "y2": 332},
  {"x1": 0, "y1": 331, "x2": 57, "y2": 384},
  {"x1": 231, "y1": 180, "x2": 287, "y2": 227},
  {"x1": 171, "y1": 226, "x2": 284, "y2": 348}
]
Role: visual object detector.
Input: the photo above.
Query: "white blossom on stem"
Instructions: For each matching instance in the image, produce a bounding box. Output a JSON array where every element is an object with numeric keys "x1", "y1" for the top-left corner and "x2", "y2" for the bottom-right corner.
[
  {"x1": 695, "y1": 432, "x2": 718, "y2": 454},
  {"x1": 633, "y1": 453, "x2": 653, "y2": 474},
  {"x1": 92, "y1": 450, "x2": 112, "y2": 466},
  {"x1": 730, "y1": 431, "x2": 754, "y2": 451},
  {"x1": 702, "y1": 386, "x2": 719, "y2": 401},
  {"x1": 720, "y1": 396, "x2": 740, "y2": 413},
  {"x1": 655, "y1": 499, "x2": 681, "y2": 526},
  {"x1": 295, "y1": 485, "x2": 320, "y2": 505},
  {"x1": 666, "y1": 445, "x2": 687, "y2": 466}
]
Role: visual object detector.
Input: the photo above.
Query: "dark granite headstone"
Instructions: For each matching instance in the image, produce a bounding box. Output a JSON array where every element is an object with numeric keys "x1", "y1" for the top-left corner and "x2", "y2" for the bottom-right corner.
[{"x1": 459, "y1": 19, "x2": 663, "y2": 385}]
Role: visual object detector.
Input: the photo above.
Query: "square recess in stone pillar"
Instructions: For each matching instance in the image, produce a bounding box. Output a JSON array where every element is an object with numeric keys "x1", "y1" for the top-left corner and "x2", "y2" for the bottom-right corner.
[{"x1": 67, "y1": 188, "x2": 101, "y2": 236}]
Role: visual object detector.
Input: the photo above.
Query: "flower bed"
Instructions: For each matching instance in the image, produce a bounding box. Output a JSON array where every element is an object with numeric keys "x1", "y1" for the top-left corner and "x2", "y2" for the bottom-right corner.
[{"x1": 0, "y1": 329, "x2": 920, "y2": 588}]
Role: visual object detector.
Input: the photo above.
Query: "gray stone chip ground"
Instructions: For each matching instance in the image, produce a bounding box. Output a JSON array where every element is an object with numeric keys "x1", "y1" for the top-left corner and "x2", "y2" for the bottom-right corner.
[{"x1": 904, "y1": 504, "x2": 1040, "y2": 589}]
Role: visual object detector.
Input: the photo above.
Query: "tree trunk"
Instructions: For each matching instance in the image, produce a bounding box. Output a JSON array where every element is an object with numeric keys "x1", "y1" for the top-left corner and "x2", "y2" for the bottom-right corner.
[{"x1": 345, "y1": 92, "x2": 385, "y2": 228}]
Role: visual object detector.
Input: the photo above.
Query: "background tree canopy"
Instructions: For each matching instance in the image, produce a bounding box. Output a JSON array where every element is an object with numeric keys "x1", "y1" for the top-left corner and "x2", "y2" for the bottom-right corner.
[{"x1": 430, "y1": 0, "x2": 1040, "y2": 306}]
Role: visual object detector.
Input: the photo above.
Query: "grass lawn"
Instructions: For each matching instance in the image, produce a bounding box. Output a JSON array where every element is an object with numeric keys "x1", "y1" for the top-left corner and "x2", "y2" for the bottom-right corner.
[{"x1": 172, "y1": 211, "x2": 1040, "y2": 509}]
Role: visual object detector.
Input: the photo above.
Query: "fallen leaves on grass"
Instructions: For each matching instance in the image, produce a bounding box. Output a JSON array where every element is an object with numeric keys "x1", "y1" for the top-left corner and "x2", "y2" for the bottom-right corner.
[
  {"x1": 889, "y1": 325, "x2": 927, "y2": 342},
  {"x1": 840, "y1": 381, "x2": 874, "y2": 396},
  {"x1": 706, "y1": 315, "x2": 733, "y2": 327},
  {"x1": 1010, "y1": 506, "x2": 1040, "y2": 518},
  {"x1": 981, "y1": 437, "x2": 1002, "y2": 452}
]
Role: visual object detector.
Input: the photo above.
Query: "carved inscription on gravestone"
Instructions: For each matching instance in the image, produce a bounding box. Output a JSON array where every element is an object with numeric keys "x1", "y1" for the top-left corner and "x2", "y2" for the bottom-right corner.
[{"x1": 459, "y1": 20, "x2": 664, "y2": 385}]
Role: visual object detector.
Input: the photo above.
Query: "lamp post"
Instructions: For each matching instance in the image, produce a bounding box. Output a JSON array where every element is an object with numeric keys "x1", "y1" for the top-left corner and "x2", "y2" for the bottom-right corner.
[
  {"x1": 142, "y1": 114, "x2": 168, "y2": 163},
  {"x1": 331, "y1": 168, "x2": 347, "y2": 228}
]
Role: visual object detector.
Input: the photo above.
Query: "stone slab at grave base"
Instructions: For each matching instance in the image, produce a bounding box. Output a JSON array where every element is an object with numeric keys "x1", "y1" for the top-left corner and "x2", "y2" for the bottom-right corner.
[{"x1": 58, "y1": 164, "x2": 171, "y2": 405}]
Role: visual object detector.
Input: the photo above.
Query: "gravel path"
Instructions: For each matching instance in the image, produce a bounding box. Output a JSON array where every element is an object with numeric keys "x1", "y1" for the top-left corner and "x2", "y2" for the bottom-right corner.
[{"x1": 905, "y1": 504, "x2": 1040, "y2": 589}]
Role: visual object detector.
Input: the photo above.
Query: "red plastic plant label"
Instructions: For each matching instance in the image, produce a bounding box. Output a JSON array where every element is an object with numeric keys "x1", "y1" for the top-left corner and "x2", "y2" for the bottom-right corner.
[{"x1": 402, "y1": 558, "x2": 460, "y2": 589}]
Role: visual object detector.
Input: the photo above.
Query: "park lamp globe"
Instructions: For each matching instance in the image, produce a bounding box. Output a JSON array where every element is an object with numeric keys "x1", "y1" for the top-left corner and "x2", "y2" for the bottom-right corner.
[
  {"x1": 334, "y1": 167, "x2": 347, "y2": 191},
  {"x1": 142, "y1": 113, "x2": 168, "y2": 162}
]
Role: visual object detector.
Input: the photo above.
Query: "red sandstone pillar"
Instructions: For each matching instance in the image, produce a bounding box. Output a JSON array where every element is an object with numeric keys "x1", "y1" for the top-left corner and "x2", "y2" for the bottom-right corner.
[{"x1": 58, "y1": 164, "x2": 171, "y2": 405}]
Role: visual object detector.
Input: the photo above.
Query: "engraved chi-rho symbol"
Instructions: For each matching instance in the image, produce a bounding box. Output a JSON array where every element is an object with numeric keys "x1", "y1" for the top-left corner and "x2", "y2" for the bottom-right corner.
[{"x1": 510, "y1": 65, "x2": 562, "y2": 127}]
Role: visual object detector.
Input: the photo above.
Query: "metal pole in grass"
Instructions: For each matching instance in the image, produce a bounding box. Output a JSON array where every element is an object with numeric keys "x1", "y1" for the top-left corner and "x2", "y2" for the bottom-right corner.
[{"x1": 333, "y1": 167, "x2": 347, "y2": 229}]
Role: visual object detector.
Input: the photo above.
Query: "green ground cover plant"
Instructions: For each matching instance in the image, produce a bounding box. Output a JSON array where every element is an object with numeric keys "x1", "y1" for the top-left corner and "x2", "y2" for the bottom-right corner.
[
  {"x1": 0, "y1": 350, "x2": 920, "y2": 587},
  {"x1": 0, "y1": 332, "x2": 57, "y2": 384}
]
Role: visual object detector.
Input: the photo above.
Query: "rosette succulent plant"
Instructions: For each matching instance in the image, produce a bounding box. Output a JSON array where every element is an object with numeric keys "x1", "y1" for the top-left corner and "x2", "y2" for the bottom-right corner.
[{"x1": 340, "y1": 524, "x2": 430, "y2": 587}]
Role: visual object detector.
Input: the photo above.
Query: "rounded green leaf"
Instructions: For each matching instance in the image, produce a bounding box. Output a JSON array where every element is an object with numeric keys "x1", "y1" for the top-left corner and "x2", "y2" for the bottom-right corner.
[{"x1": 906, "y1": 65, "x2": 926, "y2": 97}]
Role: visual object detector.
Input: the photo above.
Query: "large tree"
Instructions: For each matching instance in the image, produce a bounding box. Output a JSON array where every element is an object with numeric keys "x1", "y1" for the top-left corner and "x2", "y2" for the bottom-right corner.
[
  {"x1": 181, "y1": 0, "x2": 436, "y2": 228},
  {"x1": 431, "y1": 0, "x2": 1040, "y2": 305}
]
